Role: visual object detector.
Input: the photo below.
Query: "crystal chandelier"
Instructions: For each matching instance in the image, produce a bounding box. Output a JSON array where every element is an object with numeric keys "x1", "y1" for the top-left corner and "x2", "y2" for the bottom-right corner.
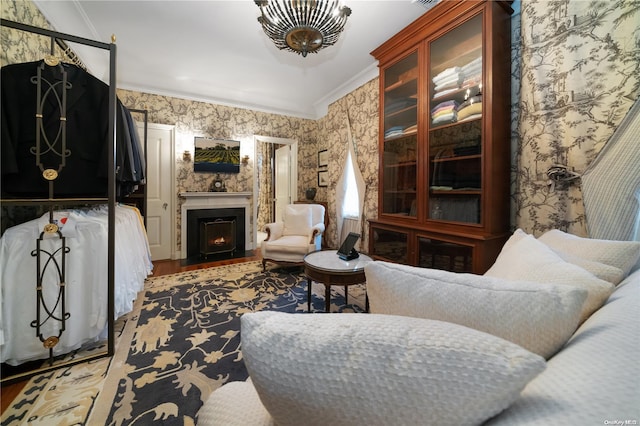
[{"x1": 255, "y1": 0, "x2": 352, "y2": 57}]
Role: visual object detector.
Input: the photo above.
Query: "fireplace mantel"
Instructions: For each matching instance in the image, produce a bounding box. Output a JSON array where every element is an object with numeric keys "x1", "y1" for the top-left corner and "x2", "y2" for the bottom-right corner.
[{"x1": 180, "y1": 192, "x2": 252, "y2": 258}]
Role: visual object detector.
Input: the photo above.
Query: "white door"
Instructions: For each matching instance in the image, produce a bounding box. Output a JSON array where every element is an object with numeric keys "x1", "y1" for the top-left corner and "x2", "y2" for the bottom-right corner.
[
  {"x1": 274, "y1": 145, "x2": 291, "y2": 222},
  {"x1": 137, "y1": 123, "x2": 174, "y2": 260}
]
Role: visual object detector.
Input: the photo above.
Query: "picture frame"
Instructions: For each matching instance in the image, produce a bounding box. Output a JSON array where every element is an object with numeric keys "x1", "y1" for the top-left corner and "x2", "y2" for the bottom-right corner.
[
  {"x1": 194, "y1": 137, "x2": 240, "y2": 173},
  {"x1": 318, "y1": 170, "x2": 329, "y2": 187},
  {"x1": 318, "y1": 149, "x2": 328, "y2": 168}
]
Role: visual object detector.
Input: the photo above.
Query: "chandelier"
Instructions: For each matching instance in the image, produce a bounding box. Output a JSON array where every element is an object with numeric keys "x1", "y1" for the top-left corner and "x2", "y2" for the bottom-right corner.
[{"x1": 255, "y1": 0, "x2": 352, "y2": 57}]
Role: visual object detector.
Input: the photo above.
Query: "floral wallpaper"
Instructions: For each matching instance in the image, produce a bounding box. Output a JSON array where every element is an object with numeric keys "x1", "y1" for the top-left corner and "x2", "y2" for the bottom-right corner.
[
  {"x1": 316, "y1": 80, "x2": 380, "y2": 250},
  {"x1": 3, "y1": 0, "x2": 639, "y2": 254},
  {"x1": 116, "y1": 89, "x2": 317, "y2": 251},
  {"x1": 514, "y1": 0, "x2": 639, "y2": 236}
]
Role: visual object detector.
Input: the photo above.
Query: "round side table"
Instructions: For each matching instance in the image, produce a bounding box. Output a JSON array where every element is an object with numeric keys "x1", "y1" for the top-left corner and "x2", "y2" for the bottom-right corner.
[{"x1": 303, "y1": 250, "x2": 373, "y2": 312}]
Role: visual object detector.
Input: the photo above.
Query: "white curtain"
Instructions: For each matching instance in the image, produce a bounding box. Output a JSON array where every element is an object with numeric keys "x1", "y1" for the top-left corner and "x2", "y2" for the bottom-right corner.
[{"x1": 336, "y1": 117, "x2": 366, "y2": 250}]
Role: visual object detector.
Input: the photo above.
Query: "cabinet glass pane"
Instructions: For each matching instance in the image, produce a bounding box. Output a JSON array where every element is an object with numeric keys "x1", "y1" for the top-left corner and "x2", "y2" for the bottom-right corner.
[
  {"x1": 428, "y1": 14, "x2": 483, "y2": 224},
  {"x1": 371, "y1": 228, "x2": 408, "y2": 264},
  {"x1": 382, "y1": 52, "x2": 418, "y2": 217},
  {"x1": 418, "y1": 237, "x2": 472, "y2": 273}
]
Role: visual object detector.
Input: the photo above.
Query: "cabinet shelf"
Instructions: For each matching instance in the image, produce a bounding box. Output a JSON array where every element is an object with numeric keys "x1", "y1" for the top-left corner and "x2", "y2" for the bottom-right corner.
[
  {"x1": 430, "y1": 189, "x2": 481, "y2": 195},
  {"x1": 431, "y1": 154, "x2": 481, "y2": 163},
  {"x1": 385, "y1": 77, "x2": 418, "y2": 95},
  {"x1": 430, "y1": 115, "x2": 482, "y2": 130},
  {"x1": 384, "y1": 189, "x2": 417, "y2": 194},
  {"x1": 384, "y1": 130, "x2": 418, "y2": 142},
  {"x1": 431, "y1": 84, "x2": 482, "y2": 104}
]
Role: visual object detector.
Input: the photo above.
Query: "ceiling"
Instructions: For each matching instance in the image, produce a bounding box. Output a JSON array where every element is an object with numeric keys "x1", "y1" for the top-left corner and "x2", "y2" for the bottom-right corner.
[{"x1": 33, "y1": 0, "x2": 435, "y2": 120}]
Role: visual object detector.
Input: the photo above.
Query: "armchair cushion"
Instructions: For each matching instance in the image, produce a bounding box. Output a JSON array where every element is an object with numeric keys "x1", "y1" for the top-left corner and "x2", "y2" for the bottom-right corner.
[
  {"x1": 240, "y1": 311, "x2": 546, "y2": 426},
  {"x1": 282, "y1": 205, "x2": 312, "y2": 236}
]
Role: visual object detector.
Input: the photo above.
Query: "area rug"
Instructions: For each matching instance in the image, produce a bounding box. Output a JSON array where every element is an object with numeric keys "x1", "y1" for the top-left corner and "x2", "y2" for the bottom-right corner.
[{"x1": 2, "y1": 260, "x2": 366, "y2": 425}]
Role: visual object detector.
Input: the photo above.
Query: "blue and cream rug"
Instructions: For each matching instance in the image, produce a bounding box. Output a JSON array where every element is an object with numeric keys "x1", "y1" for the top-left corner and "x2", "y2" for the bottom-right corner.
[{"x1": 2, "y1": 261, "x2": 366, "y2": 425}]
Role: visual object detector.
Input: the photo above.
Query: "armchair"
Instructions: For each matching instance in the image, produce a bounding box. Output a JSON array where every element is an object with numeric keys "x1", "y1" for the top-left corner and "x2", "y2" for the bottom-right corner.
[{"x1": 261, "y1": 203, "x2": 325, "y2": 271}]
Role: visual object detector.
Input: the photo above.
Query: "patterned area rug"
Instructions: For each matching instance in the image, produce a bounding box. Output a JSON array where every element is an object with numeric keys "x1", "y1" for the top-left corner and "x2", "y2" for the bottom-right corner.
[{"x1": 2, "y1": 261, "x2": 366, "y2": 425}]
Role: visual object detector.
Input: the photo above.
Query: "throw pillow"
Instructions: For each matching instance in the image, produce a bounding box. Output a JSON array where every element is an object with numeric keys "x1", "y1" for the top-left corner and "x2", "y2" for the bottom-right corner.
[
  {"x1": 486, "y1": 233, "x2": 614, "y2": 323},
  {"x1": 509, "y1": 229, "x2": 626, "y2": 284},
  {"x1": 366, "y1": 261, "x2": 586, "y2": 359},
  {"x1": 241, "y1": 311, "x2": 546, "y2": 426},
  {"x1": 539, "y1": 229, "x2": 640, "y2": 280},
  {"x1": 282, "y1": 205, "x2": 312, "y2": 236}
]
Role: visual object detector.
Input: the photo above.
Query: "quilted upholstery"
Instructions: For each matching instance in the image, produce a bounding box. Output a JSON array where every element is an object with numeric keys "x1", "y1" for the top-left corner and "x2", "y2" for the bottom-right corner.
[
  {"x1": 200, "y1": 238, "x2": 639, "y2": 425},
  {"x1": 485, "y1": 231, "x2": 614, "y2": 323},
  {"x1": 198, "y1": 378, "x2": 273, "y2": 426},
  {"x1": 239, "y1": 311, "x2": 545, "y2": 426},
  {"x1": 539, "y1": 229, "x2": 640, "y2": 278},
  {"x1": 366, "y1": 261, "x2": 586, "y2": 359},
  {"x1": 486, "y1": 269, "x2": 640, "y2": 424}
]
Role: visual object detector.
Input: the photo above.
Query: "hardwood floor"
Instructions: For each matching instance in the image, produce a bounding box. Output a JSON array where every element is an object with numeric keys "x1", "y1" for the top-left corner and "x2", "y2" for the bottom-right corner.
[{"x1": 0, "y1": 252, "x2": 261, "y2": 414}]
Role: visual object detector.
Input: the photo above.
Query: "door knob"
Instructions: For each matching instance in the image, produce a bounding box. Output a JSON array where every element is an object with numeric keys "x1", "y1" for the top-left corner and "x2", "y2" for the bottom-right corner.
[{"x1": 163, "y1": 203, "x2": 168, "y2": 210}]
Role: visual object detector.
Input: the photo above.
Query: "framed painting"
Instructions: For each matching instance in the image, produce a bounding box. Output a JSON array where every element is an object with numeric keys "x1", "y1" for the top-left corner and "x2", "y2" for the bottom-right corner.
[
  {"x1": 318, "y1": 170, "x2": 329, "y2": 187},
  {"x1": 194, "y1": 137, "x2": 240, "y2": 173},
  {"x1": 318, "y1": 149, "x2": 328, "y2": 168}
]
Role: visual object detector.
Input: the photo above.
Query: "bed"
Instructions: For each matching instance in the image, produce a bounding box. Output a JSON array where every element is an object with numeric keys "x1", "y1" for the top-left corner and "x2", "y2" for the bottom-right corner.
[{"x1": 0, "y1": 204, "x2": 152, "y2": 366}]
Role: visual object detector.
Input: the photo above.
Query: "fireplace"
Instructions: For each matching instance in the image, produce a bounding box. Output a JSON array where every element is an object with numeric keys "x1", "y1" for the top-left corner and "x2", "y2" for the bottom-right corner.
[
  {"x1": 180, "y1": 192, "x2": 252, "y2": 260},
  {"x1": 200, "y1": 218, "x2": 236, "y2": 257},
  {"x1": 186, "y1": 208, "x2": 245, "y2": 259}
]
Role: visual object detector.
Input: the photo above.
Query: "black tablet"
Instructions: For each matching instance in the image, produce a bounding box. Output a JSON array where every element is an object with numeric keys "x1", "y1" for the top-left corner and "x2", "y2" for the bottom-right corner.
[{"x1": 337, "y1": 232, "x2": 360, "y2": 260}]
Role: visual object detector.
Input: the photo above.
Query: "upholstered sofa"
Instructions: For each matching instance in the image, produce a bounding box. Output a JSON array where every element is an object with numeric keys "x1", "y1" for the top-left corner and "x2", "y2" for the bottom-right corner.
[{"x1": 199, "y1": 230, "x2": 640, "y2": 425}]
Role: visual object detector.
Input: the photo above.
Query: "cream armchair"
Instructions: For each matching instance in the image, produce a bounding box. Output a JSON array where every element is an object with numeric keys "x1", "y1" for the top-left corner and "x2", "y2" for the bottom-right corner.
[{"x1": 261, "y1": 203, "x2": 325, "y2": 271}]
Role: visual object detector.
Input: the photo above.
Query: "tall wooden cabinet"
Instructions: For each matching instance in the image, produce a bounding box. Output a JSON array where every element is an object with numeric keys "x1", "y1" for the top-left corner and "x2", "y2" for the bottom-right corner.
[{"x1": 368, "y1": 0, "x2": 513, "y2": 274}]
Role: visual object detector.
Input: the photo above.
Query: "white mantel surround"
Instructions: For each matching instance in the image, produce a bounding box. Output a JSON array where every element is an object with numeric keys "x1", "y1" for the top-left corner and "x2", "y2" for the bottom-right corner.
[{"x1": 179, "y1": 192, "x2": 253, "y2": 259}]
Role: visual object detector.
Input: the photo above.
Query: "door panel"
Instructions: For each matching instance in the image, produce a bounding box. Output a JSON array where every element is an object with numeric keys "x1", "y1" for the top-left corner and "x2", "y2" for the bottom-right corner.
[
  {"x1": 275, "y1": 145, "x2": 291, "y2": 222},
  {"x1": 138, "y1": 123, "x2": 173, "y2": 260}
]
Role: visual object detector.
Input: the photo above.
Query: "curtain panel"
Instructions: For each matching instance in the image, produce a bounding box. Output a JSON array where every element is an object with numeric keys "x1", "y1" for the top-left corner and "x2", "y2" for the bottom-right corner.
[{"x1": 514, "y1": 0, "x2": 639, "y2": 236}]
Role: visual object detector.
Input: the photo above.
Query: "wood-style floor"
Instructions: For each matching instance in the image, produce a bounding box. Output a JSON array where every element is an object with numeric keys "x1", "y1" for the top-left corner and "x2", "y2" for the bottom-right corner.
[{"x1": 0, "y1": 251, "x2": 260, "y2": 414}]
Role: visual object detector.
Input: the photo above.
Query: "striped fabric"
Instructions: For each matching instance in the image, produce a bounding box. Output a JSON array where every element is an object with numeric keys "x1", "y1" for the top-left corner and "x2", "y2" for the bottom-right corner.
[{"x1": 582, "y1": 99, "x2": 640, "y2": 241}]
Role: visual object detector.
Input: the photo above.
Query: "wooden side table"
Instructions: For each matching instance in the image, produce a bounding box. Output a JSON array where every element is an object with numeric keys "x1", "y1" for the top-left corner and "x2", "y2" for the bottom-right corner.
[{"x1": 303, "y1": 250, "x2": 373, "y2": 312}]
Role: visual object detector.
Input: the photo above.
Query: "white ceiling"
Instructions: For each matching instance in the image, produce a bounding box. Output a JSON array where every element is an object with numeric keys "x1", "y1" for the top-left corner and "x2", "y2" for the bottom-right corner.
[{"x1": 33, "y1": 0, "x2": 435, "y2": 120}]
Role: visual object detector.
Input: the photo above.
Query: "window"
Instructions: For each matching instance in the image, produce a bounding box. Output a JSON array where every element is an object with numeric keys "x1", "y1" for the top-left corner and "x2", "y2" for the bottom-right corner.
[{"x1": 342, "y1": 150, "x2": 360, "y2": 218}]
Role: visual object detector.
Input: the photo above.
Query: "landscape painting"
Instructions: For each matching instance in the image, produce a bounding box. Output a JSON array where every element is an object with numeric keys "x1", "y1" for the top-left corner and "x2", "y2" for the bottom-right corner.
[{"x1": 194, "y1": 137, "x2": 241, "y2": 173}]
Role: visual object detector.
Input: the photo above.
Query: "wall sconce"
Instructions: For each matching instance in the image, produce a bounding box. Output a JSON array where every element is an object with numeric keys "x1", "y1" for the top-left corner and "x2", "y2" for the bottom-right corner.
[
  {"x1": 183, "y1": 150, "x2": 192, "y2": 162},
  {"x1": 242, "y1": 155, "x2": 250, "y2": 165}
]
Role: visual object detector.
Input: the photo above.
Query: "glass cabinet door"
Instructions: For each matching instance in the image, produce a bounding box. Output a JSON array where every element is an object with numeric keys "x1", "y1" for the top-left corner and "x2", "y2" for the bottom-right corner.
[
  {"x1": 381, "y1": 51, "x2": 418, "y2": 217},
  {"x1": 428, "y1": 14, "x2": 483, "y2": 224},
  {"x1": 418, "y1": 236, "x2": 473, "y2": 273},
  {"x1": 371, "y1": 227, "x2": 409, "y2": 264}
]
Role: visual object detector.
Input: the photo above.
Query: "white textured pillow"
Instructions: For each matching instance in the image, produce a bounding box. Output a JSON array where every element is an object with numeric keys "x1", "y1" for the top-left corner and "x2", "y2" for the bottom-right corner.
[
  {"x1": 282, "y1": 205, "x2": 311, "y2": 236},
  {"x1": 486, "y1": 233, "x2": 614, "y2": 323},
  {"x1": 539, "y1": 229, "x2": 640, "y2": 280},
  {"x1": 199, "y1": 379, "x2": 274, "y2": 426},
  {"x1": 366, "y1": 261, "x2": 586, "y2": 359},
  {"x1": 508, "y1": 229, "x2": 626, "y2": 284},
  {"x1": 241, "y1": 311, "x2": 546, "y2": 426}
]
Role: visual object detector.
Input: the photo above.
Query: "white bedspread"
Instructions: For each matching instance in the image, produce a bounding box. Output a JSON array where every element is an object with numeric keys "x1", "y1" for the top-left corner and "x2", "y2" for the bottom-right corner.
[{"x1": 0, "y1": 205, "x2": 152, "y2": 365}]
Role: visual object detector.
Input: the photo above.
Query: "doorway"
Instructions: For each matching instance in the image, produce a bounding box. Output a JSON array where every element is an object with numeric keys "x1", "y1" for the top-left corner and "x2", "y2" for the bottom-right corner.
[
  {"x1": 253, "y1": 135, "x2": 298, "y2": 249},
  {"x1": 137, "y1": 123, "x2": 176, "y2": 260}
]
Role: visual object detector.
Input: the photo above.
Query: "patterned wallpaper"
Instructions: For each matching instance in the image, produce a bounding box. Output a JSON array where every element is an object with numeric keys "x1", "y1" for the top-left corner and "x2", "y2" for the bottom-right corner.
[
  {"x1": 3, "y1": 0, "x2": 639, "y2": 253},
  {"x1": 514, "y1": 0, "x2": 639, "y2": 237},
  {"x1": 316, "y1": 80, "x2": 380, "y2": 250},
  {"x1": 116, "y1": 89, "x2": 318, "y2": 250}
]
